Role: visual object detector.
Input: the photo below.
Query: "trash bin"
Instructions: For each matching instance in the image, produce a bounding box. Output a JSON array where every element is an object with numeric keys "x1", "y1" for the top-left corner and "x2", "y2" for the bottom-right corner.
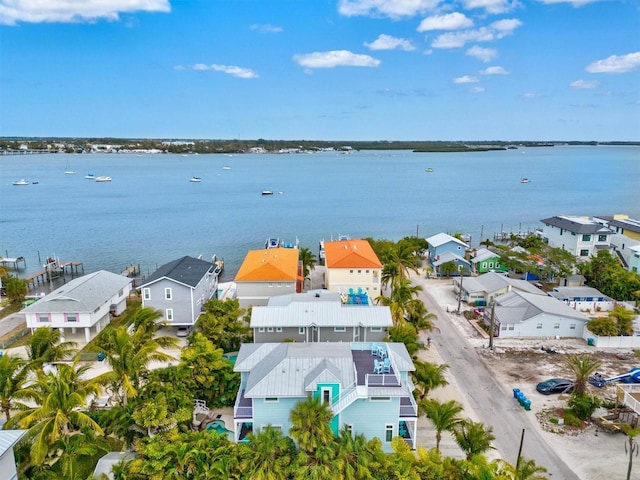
[
  {"x1": 523, "y1": 399, "x2": 531, "y2": 411},
  {"x1": 587, "y1": 338, "x2": 594, "y2": 346},
  {"x1": 513, "y1": 388, "x2": 521, "y2": 398},
  {"x1": 97, "y1": 352, "x2": 106, "y2": 361}
]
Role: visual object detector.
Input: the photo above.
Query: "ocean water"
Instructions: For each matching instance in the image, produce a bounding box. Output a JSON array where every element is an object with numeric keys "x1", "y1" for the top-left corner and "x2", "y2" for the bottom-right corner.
[{"x1": 1, "y1": 146, "x2": 638, "y2": 281}]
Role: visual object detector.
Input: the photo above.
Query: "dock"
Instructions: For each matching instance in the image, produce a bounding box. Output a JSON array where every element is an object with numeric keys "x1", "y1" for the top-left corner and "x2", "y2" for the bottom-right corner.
[
  {"x1": 0, "y1": 256, "x2": 26, "y2": 269},
  {"x1": 25, "y1": 260, "x2": 84, "y2": 288}
]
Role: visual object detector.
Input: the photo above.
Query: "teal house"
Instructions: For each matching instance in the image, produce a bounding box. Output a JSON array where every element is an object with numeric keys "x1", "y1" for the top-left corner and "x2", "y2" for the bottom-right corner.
[
  {"x1": 470, "y1": 248, "x2": 508, "y2": 274},
  {"x1": 232, "y1": 342, "x2": 417, "y2": 452}
]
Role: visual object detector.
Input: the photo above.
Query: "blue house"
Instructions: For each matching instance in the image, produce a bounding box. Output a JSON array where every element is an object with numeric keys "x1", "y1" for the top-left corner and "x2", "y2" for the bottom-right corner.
[
  {"x1": 232, "y1": 342, "x2": 417, "y2": 452},
  {"x1": 426, "y1": 233, "x2": 470, "y2": 276}
]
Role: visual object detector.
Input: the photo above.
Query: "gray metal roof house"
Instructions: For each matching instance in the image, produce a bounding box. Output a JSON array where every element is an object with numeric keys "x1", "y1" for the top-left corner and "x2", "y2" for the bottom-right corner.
[
  {"x1": 139, "y1": 256, "x2": 221, "y2": 329},
  {"x1": 540, "y1": 215, "x2": 613, "y2": 257},
  {"x1": 453, "y1": 271, "x2": 545, "y2": 306},
  {"x1": 0, "y1": 429, "x2": 27, "y2": 480}
]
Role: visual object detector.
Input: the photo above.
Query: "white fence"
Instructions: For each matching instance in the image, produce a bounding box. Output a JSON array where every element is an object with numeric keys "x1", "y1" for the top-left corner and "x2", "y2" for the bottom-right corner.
[{"x1": 583, "y1": 328, "x2": 640, "y2": 349}]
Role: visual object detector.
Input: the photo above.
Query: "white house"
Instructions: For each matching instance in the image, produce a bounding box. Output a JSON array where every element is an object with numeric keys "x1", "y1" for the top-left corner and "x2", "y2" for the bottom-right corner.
[
  {"x1": 0, "y1": 430, "x2": 27, "y2": 480},
  {"x1": 453, "y1": 271, "x2": 545, "y2": 307},
  {"x1": 21, "y1": 270, "x2": 132, "y2": 343},
  {"x1": 540, "y1": 215, "x2": 613, "y2": 257},
  {"x1": 549, "y1": 286, "x2": 616, "y2": 312},
  {"x1": 485, "y1": 290, "x2": 587, "y2": 338}
]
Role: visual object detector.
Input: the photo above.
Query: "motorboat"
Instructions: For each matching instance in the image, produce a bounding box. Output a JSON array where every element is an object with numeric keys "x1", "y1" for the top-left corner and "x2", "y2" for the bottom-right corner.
[
  {"x1": 261, "y1": 190, "x2": 274, "y2": 195},
  {"x1": 223, "y1": 166, "x2": 232, "y2": 170},
  {"x1": 520, "y1": 178, "x2": 530, "y2": 183},
  {"x1": 190, "y1": 177, "x2": 202, "y2": 182},
  {"x1": 64, "y1": 161, "x2": 76, "y2": 174},
  {"x1": 95, "y1": 176, "x2": 112, "y2": 182},
  {"x1": 13, "y1": 179, "x2": 29, "y2": 186},
  {"x1": 425, "y1": 168, "x2": 434, "y2": 172},
  {"x1": 85, "y1": 173, "x2": 95, "y2": 180}
]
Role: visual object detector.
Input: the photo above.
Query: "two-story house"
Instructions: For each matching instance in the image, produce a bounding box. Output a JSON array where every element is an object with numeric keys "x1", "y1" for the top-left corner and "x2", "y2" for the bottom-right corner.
[
  {"x1": 21, "y1": 270, "x2": 132, "y2": 343},
  {"x1": 250, "y1": 290, "x2": 392, "y2": 343},
  {"x1": 323, "y1": 239, "x2": 382, "y2": 296},
  {"x1": 232, "y1": 341, "x2": 417, "y2": 452},
  {"x1": 139, "y1": 256, "x2": 221, "y2": 330},
  {"x1": 540, "y1": 215, "x2": 613, "y2": 257},
  {"x1": 426, "y1": 233, "x2": 470, "y2": 276},
  {"x1": 235, "y1": 248, "x2": 301, "y2": 308},
  {"x1": 593, "y1": 214, "x2": 640, "y2": 270},
  {"x1": 629, "y1": 245, "x2": 640, "y2": 274}
]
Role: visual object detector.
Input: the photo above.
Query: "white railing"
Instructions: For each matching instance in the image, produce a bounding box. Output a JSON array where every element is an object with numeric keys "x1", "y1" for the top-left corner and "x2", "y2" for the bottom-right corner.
[
  {"x1": 332, "y1": 387, "x2": 361, "y2": 415},
  {"x1": 618, "y1": 384, "x2": 640, "y2": 414}
]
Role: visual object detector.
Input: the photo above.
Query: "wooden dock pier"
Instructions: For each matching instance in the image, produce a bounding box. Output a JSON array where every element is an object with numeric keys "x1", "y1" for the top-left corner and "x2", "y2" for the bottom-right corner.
[
  {"x1": 25, "y1": 260, "x2": 84, "y2": 288},
  {"x1": 0, "y1": 256, "x2": 26, "y2": 269}
]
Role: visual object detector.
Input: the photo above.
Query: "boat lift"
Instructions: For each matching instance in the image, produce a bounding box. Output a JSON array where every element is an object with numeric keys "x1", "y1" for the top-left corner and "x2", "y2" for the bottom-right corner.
[{"x1": 588, "y1": 367, "x2": 640, "y2": 388}]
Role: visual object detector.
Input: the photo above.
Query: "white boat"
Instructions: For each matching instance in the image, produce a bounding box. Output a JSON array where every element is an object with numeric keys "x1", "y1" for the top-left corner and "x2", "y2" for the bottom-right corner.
[
  {"x1": 13, "y1": 179, "x2": 29, "y2": 186},
  {"x1": 95, "y1": 176, "x2": 112, "y2": 182},
  {"x1": 64, "y1": 161, "x2": 76, "y2": 174},
  {"x1": 190, "y1": 177, "x2": 202, "y2": 182},
  {"x1": 85, "y1": 173, "x2": 95, "y2": 180},
  {"x1": 223, "y1": 166, "x2": 232, "y2": 170},
  {"x1": 520, "y1": 177, "x2": 530, "y2": 183},
  {"x1": 261, "y1": 190, "x2": 274, "y2": 195}
]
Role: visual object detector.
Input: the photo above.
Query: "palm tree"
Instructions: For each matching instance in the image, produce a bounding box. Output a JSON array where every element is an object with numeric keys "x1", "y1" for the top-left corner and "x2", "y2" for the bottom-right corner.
[
  {"x1": 0, "y1": 353, "x2": 29, "y2": 420},
  {"x1": 299, "y1": 247, "x2": 317, "y2": 283},
  {"x1": 375, "y1": 278, "x2": 423, "y2": 324},
  {"x1": 621, "y1": 424, "x2": 640, "y2": 480},
  {"x1": 8, "y1": 361, "x2": 103, "y2": 465},
  {"x1": 380, "y1": 246, "x2": 420, "y2": 292},
  {"x1": 422, "y1": 398, "x2": 463, "y2": 452},
  {"x1": 289, "y1": 396, "x2": 335, "y2": 453},
  {"x1": 566, "y1": 354, "x2": 601, "y2": 396},
  {"x1": 332, "y1": 427, "x2": 379, "y2": 480},
  {"x1": 237, "y1": 426, "x2": 295, "y2": 479},
  {"x1": 412, "y1": 360, "x2": 449, "y2": 402},
  {"x1": 26, "y1": 327, "x2": 77, "y2": 367},
  {"x1": 94, "y1": 320, "x2": 178, "y2": 406},
  {"x1": 452, "y1": 420, "x2": 496, "y2": 460},
  {"x1": 498, "y1": 457, "x2": 548, "y2": 479}
]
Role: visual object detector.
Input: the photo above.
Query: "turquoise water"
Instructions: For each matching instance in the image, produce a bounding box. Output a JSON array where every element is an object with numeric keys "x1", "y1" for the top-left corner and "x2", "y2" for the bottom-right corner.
[{"x1": 1, "y1": 146, "x2": 638, "y2": 279}]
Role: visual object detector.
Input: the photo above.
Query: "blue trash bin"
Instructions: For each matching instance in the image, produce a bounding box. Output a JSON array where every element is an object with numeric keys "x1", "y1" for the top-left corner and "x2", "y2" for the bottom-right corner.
[
  {"x1": 97, "y1": 352, "x2": 106, "y2": 361},
  {"x1": 523, "y1": 399, "x2": 531, "y2": 411},
  {"x1": 513, "y1": 388, "x2": 521, "y2": 398}
]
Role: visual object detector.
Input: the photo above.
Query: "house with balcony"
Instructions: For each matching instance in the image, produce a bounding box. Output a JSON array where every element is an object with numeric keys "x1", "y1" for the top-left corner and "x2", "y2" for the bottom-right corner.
[
  {"x1": 453, "y1": 271, "x2": 545, "y2": 307},
  {"x1": 323, "y1": 239, "x2": 382, "y2": 296},
  {"x1": 234, "y1": 248, "x2": 301, "y2": 308},
  {"x1": 232, "y1": 341, "x2": 417, "y2": 452},
  {"x1": 426, "y1": 233, "x2": 470, "y2": 276},
  {"x1": 250, "y1": 289, "x2": 392, "y2": 343},
  {"x1": 21, "y1": 270, "x2": 132, "y2": 343},
  {"x1": 0, "y1": 430, "x2": 26, "y2": 480},
  {"x1": 483, "y1": 290, "x2": 587, "y2": 338},
  {"x1": 540, "y1": 215, "x2": 613, "y2": 258},
  {"x1": 139, "y1": 256, "x2": 221, "y2": 330},
  {"x1": 629, "y1": 245, "x2": 640, "y2": 274}
]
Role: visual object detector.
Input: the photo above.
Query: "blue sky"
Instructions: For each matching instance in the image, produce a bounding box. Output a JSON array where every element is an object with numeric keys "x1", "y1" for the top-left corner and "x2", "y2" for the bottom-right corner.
[{"x1": 1, "y1": 0, "x2": 638, "y2": 141}]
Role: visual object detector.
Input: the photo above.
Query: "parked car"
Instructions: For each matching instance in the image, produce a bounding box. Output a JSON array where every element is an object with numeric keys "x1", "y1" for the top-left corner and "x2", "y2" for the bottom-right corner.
[{"x1": 536, "y1": 378, "x2": 574, "y2": 395}]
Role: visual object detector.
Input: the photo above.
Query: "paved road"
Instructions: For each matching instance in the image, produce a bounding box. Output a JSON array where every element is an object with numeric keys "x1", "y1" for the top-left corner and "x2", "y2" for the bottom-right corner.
[{"x1": 412, "y1": 273, "x2": 580, "y2": 479}]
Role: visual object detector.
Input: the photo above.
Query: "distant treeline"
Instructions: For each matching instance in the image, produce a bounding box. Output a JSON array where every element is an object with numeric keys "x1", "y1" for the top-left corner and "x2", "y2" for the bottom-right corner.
[{"x1": 1, "y1": 137, "x2": 638, "y2": 154}]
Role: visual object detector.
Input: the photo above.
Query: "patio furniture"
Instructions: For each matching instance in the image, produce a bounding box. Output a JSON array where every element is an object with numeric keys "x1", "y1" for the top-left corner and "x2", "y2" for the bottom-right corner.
[
  {"x1": 371, "y1": 343, "x2": 378, "y2": 355},
  {"x1": 374, "y1": 359, "x2": 383, "y2": 374},
  {"x1": 383, "y1": 358, "x2": 391, "y2": 373}
]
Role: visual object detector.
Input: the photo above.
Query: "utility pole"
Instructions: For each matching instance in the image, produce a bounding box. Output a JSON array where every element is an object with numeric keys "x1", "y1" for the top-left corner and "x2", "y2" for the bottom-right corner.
[
  {"x1": 516, "y1": 428, "x2": 525, "y2": 471},
  {"x1": 456, "y1": 272, "x2": 463, "y2": 313},
  {"x1": 489, "y1": 301, "x2": 496, "y2": 351}
]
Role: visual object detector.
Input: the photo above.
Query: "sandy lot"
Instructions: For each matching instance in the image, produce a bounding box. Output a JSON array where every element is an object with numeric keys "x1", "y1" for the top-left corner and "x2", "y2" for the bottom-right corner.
[{"x1": 423, "y1": 277, "x2": 637, "y2": 480}]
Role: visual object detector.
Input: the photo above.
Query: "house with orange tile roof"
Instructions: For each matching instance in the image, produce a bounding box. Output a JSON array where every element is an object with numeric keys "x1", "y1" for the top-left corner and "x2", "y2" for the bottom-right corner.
[
  {"x1": 234, "y1": 248, "x2": 302, "y2": 307},
  {"x1": 323, "y1": 239, "x2": 382, "y2": 296}
]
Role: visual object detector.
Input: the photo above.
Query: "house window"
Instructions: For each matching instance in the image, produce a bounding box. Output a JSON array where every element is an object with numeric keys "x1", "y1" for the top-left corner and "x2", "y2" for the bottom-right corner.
[
  {"x1": 258, "y1": 327, "x2": 265, "y2": 333},
  {"x1": 298, "y1": 327, "x2": 305, "y2": 335},
  {"x1": 385, "y1": 424, "x2": 394, "y2": 442},
  {"x1": 570, "y1": 323, "x2": 576, "y2": 330},
  {"x1": 371, "y1": 327, "x2": 382, "y2": 332},
  {"x1": 501, "y1": 324, "x2": 507, "y2": 331},
  {"x1": 264, "y1": 398, "x2": 279, "y2": 403},
  {"x1": 334, "y1": 327, "x2": 346, "y2": 332},
  {"x1": 370, "y1": 397, "x2": 391, "y2": 402},
  {"x1": 554, "y1": 323, "x2": 560, "y2": 329},
  {"x1": 118, "y1": 288, "x2": 124, "y2": 296},
  {"x1": 598, "y1": 235, "x2": 607, "y2": 242},
  {"x1": 357, "y1": 270, "x2": 361, "y2": 274},
  {"x1": 482, "y1": 262, "x2": 487, "y2": 269},
  {"x1": 66, "y1": 313, "x2": 77, "y2": 323},
  {"x1": 38, "y1": 313, "x2": 50, "y2": 323},
  {"x1": 276, "y1": 327, "x2": 282, "y2": 332},
  {"x1": 582, "y1": 234, "x2": 591, "y2": 242},
  {"x1": 365, "y1": 270, "x2": 369, "y2": 273},
  {"x1": 349, "y1": 270, "x2": 353, "y2": 274},
  {"x1": 166, "y1": 309, "x2": 173, "y2": 321},
  {"x1": 488, "y1": 262, "x2": 494, "y2": 269},
  {"x1": 508, "y1": 324, "x2": 514, "y2": 330},
  {"x1": 143, "y1": 288, "x2": 150, "y2": 300},
  {"x1": 164, "y1": 288, "x2": 172, "y2": 300},
  {"x1": 580, "y1": 250, "x2": 589, "y2": 257},
  {"x1": 267, "y1": 327, "x2": 274, "y2": 332},
  {"x1": 322, "y1": 388, "x2": 331, "y2": 404},
  {"x1": 268, "y1": 283, "x2": 273, "y2": 288},
  {"x1": 536, "y1": 323, "x2": 543, "y2": 329}
]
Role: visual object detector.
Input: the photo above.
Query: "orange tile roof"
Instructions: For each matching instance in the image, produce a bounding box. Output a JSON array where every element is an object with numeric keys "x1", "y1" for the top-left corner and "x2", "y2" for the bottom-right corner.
[
  {"x1": 324, "y1": 239, "x2": 382, "y2": 269},
  {"x1": 235, "y1": 248, "x2": 299, "y2": 282}
]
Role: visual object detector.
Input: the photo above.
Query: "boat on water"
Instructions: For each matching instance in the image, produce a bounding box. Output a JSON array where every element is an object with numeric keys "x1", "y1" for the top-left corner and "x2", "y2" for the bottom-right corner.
[
  {"x1": 85, "y1": 173, "x2": 95, "y2": 180},
  {"x1": 425, "y1": 168, "x2": 434, "y2": 172},
  {"x1": 520, "y1": 178, "x2": 530, "y2": 183},
  {"x1": 190, "y1": 177, "x2": 202, "y2": 183},
  {"x1": 64, "y1": 161, "x2": 76, "y2": 174},
  {"x1": 95, "y1": 176, "x2": 112, "y2": 182},
  {"x1": 13, "y1": 179, "x2": 29, "y2": 186},
  {"x1": 262, "y1": 190, "x2": 274, "y2": 196},
  {"x1": 223, "y1": 166, "x2": 232, "y2": 170},
  {"x1": 266, "y1": 237, "x2": 299, "y2": 249}
]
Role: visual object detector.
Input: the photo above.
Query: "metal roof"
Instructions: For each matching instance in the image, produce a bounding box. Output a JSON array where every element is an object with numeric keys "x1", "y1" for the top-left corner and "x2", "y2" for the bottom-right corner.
[
  {"x1": 139, "y1": 256, "x2": 216, "y2": 289},
  {"x1": 470, "y1": 248, "x2": 501, "y2": 264},
  {"x1": 0, "y1": 429, "x2": 27, "y2": 458},
  {"x1": 550, "y1": 286, "x2": 611, "y2": 301},
  {"x1": 541, "y1": 216, "x2": 614, "y2": 235},
  {"x1": 432, "y1": 251, "x2": 470, "y2": 267},
  {"x1": 426, "y1": 232, "x2": 469, "y2": 248},
  {"x1": 495, "y1": 291, "x2": 586, "y2": 324},
  {"x1": 250, "y1": 300, "x2": 393, "y2": 328},
  {"x1": 267, "y1": 290, "x2": 342, "y2": 306},
  {"x1": 455, "y1": 272, "x2": 545, "y2": 296},
  {"x1": 20, "y1": 270, "x2": 131, "y2": 314}
]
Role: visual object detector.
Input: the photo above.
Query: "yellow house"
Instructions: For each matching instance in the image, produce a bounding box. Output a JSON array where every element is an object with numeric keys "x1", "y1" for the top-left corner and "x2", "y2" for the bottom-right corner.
[
  {"x1": 235, "y1": 248, "x2": 301, "y2": 307},
  {"x1": 324, "y1": 239, "x2": 382, "y2": 295}
]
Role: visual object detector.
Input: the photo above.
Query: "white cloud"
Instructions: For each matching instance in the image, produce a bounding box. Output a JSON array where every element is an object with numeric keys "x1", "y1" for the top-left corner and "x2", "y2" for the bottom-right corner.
[
  {"x1": 364, "y1": 34, "x2": 415, "y2": 51},
  {"x1": 469, "y1": 86, "x2": 485, "y2": 93},
  {"x1": 570, "y1": 79, "x2": 599, "y2": 89},
  {"x1": 586, "y1": 52, "x2": 640, "y2": 74},
  {"x1": 463, "y1": 0, "x2": 516, "y2": 14},
  {"x1": 480, "y1": 66, "x2": 509, "y2": 74},
  {"x1": 536, "y1": 0, "x2": 601, "y2": 6},
  {"x1": 466, "y1": 46, "x2": 497, "y2": 62},
  {"x1": 250, "y1": 24, "x2": 283, "y2": 34},
  {"x1": 0, "y1": 0, "x2": 169, "y2": 25},
  {"x1": 431, "y1": 18, "x2": 521, "y2": 49},
  {"x1": 187, "y1": 64, "x2": 258, "y2": 79},
  {"x1": 417, "y1": 12, "x2": 473, "y2": 32},
  {"x1": 293, "y1": 50, "x2": 381, "y2": 68},
  {"x1": 338, "y1": 0, "x2": 439, "y2": 19},
  {"x1": 454, "y1": 75, "x2": 480, "y2": 84}
]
